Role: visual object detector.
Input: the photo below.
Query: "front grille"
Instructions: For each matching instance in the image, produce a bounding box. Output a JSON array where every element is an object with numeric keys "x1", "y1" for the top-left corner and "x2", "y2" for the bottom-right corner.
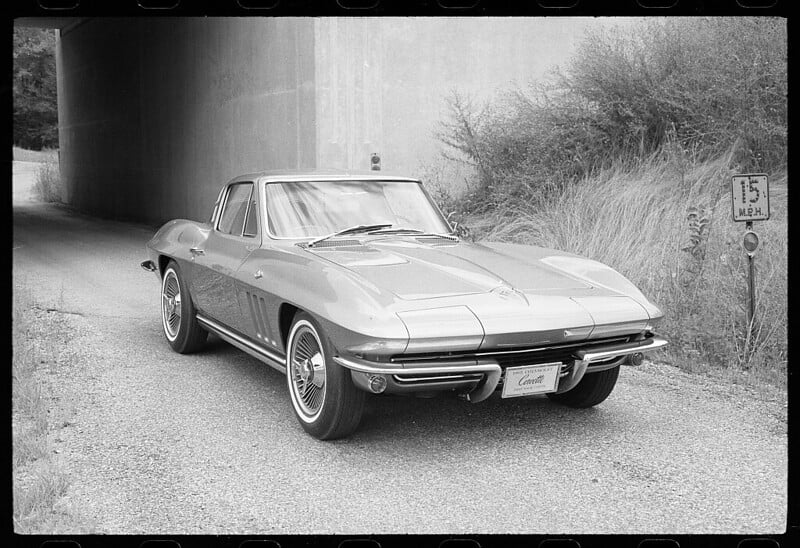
[
  {"x1": 393, "y1": 372, "x2": 484, "y2": 385},
  {"x1": 391, "y1": 335, "x2": 635, "y2": 368}
]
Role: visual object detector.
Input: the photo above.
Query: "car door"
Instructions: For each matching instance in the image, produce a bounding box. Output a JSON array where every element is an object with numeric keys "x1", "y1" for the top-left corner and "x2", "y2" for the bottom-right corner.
[
  {"x1": 190, "y1": 182, "x2": 261, "y2": 334},
  {"x1": 236, "y1": 182, "x2": 283, "y2": 353}
]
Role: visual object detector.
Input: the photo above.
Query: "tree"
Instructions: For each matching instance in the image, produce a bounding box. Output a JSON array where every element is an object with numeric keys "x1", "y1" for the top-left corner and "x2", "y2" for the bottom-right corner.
[{"x1": 13, "y1": 27, "x2": 58, "y2": 150}]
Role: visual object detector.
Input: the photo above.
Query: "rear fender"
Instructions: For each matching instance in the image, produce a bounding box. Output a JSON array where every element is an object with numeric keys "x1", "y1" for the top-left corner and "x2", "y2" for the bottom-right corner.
[{"x1": 146, "y1": 220, "x2": 211, "y2": 273}]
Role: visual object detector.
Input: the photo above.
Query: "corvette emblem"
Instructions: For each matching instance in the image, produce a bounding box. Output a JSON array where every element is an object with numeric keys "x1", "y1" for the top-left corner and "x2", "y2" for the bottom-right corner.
[{"x1": 491, "y1": 285, "x2": 529, "y2": 305}]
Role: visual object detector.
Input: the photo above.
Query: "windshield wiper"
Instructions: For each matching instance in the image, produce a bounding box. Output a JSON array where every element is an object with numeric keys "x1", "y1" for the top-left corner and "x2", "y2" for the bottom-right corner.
[
  {"x1": 367, "y1": 226, "x2": 459, "y2": 241},
  {"x1": 306, "y1": 223, "x2": 392, "y2": 248}
]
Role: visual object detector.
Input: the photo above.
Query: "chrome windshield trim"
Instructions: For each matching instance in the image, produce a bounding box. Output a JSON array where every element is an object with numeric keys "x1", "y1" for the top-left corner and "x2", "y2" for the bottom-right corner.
[
  {"x1": 260, "y1": 178, "x2": 451, "y2": 241},
  {"x1": 197, "y1": 314, "x2": 286, "y2": 373}
]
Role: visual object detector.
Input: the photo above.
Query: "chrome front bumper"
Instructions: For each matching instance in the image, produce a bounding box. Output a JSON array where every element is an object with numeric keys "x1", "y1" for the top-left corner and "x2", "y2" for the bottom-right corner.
[{"x1": 334, "y1": 335, "x2": 668, "y2": 402}]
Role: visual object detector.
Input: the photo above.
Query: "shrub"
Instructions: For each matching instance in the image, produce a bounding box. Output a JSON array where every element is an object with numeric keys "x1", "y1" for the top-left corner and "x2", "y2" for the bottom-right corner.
[
  {"x1": 438, "y1": 18, "x2": 787, "y2": 212},
  {"x1": 433, "y1": 18, "x2": 787, "y2": 383},
  {"x1": 467, "y1": 146, "x2": 786, "y2": 385},
  {"x1": 33, "y1": 155, "x2": 61, "y2": 203}
]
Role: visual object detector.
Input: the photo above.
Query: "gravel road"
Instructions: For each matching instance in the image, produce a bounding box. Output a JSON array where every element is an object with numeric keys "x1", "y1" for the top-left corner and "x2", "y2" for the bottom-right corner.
[{"x1": 12, "y1": 197, "x2": 787, "y2": 535}]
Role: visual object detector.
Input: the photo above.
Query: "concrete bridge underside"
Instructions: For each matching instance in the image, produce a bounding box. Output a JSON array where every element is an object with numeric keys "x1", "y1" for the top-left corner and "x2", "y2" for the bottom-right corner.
[{"x1": 52, "y1": 17, "x2": 586, "y2": 224}]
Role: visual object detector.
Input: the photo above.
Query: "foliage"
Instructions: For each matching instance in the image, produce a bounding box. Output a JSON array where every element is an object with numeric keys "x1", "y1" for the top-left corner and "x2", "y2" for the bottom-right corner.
[
  {"x1": 463, "y1": 149, "x2": 786, "y2": 383},
  {"x1": 33, "y1": 154, "x2": 62, "y2": 203},
  {"x1": 432, "y1": 17, "x2": 787, "y2": 384},
  {"x1": 13, "y1": 27, "x2": 59, "y2": 150},
  {"x1": 438, "y1": 18, "x2": 786, "y2": 210},
  {"x1": 13, "y1": 290, "x2": 72, "y2": 532}
]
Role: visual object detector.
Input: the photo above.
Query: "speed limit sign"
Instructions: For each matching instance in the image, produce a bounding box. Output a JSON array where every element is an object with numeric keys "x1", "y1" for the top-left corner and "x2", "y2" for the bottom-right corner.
[{"x1": 731, "y1": 174, "x2": 769, "y2": 222}]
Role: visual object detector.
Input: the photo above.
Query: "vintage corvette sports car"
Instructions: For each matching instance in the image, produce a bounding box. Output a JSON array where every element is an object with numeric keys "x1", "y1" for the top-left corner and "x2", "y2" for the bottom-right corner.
[{"x1": 141, "y1": 170, "x2": 667, "y2": 439}]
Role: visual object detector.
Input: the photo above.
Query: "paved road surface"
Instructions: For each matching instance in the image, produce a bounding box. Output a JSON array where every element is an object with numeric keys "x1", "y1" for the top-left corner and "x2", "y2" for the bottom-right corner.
[
  {"x1": 13, "y1": 160, "x2": 40, "y2": 203},
  {"x1": 12, "y1": 190, "x2": 787, "y2": 534}
]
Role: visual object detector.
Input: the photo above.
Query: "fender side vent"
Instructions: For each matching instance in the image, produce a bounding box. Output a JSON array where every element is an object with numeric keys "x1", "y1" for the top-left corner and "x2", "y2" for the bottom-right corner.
[{"x1": 246, "y1": 291, "x2": 273, "y2": 342}]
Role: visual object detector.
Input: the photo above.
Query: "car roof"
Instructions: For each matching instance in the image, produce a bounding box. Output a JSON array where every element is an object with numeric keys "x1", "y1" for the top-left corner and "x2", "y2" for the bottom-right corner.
[{"x1": 228, "y1": 168, "x2": 421, "y2": 184}]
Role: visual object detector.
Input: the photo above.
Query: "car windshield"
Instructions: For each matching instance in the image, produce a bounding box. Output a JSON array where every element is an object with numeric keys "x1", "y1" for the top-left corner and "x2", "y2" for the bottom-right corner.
[{"x1": 265, "y1": 180, "x2": 452, "y2": 238}]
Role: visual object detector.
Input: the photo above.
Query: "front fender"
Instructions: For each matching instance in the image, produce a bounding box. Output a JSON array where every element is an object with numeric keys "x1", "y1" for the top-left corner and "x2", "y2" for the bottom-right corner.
[
  {"x1": 241, "y1": 246, "x2": 410, "y2": 356},
  {"x1": 541, "y1": 255, "x2": 664, "y2": 322}
]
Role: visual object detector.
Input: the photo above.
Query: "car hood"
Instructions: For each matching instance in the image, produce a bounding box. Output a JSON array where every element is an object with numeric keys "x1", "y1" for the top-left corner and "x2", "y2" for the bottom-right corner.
[
  {"x1": 305, "y1": 237, "x2": 593, "y2": 300},
  {"x1": 304, "y1": 237, "x2": 654, "y2": 349}
]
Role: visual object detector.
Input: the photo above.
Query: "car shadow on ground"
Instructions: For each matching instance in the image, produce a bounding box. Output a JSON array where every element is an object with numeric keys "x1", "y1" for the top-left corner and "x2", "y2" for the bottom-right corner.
[{"x1": 197, "y1": 333, "x2": 618, "y2": 445}]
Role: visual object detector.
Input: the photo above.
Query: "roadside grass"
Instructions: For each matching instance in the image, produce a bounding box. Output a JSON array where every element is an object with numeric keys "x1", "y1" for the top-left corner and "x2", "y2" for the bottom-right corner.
[
  {"x1": 13, "y1": 147, "x2": 62, "y2": 203},
  {"x1": 451, "y1": 148, "x2": 787, "y2": 391},
  {"x1": 12, "y1": 286, "x2": 84, "y2": 533},
  {"x1": 33, "y1": 155, "x2": 62, "y2": 203}
]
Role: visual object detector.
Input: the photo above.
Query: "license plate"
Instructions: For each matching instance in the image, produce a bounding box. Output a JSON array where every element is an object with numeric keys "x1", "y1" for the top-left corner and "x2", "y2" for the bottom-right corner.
[{"x1": 501, "y1": 362, "x2": 561, "y2": 398}]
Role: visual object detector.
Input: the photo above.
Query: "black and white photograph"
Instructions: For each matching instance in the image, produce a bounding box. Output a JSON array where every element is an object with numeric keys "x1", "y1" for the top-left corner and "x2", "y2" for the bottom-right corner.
[{"x1": 11, "y1": 11, "x2": 787, "y2": 539}]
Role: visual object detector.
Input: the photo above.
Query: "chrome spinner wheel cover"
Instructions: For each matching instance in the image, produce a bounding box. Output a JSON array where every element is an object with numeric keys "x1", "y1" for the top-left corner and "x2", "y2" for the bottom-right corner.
[
  {"x1": 161, "y1": 269, "x2": 182, "y2": 341},
  {"x1": 288, "y1": 321, "x2": 327, "y2": 422}
]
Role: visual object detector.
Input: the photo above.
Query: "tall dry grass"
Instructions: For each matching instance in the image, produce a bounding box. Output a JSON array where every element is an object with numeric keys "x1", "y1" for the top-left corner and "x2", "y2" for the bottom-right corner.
[
  {"x1": 13, "y1": 289, "x2": 75, "y2": 532},
  {"x1": 32, "y1": 153, "x2": 62, "y2": 203},
  {"x1": 462, "y1": 146, "x2": 786, "y2": 386}
]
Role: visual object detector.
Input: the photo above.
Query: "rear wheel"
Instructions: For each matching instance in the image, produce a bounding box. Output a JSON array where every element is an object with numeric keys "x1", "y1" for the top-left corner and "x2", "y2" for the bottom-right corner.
[
  {"x1": 161, "y1": 260, "x2": 207, "y2": 354},
  {"x1": 547, "y1": 365, "x2": 620, "y2": 408},
  {"x1": 286, "y1": 312, "x2": 365, "y2": 440}
]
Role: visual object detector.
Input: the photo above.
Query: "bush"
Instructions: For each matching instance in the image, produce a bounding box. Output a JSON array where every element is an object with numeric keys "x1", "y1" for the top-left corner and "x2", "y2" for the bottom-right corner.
[
  {"x1": 567, "y1": 18, "x2": 787, "y2": 171},
  {"x1": 438, "y1": 18, "x2": 787, "y2": 212},
  {"x1": 463, "y1": 146, "x2": 786, "y2": 385},
  {"x1": 432, "y1": 17, "x2": 787, "y2": 385},
  {"x1": 33, "y1": 155, "x2": 62, "y2": 203}
]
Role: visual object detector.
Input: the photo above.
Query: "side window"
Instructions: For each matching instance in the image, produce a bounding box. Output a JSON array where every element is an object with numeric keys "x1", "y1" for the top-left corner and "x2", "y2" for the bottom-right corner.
[
  {"x1": 209, "y1": 187, "x2": 225, "y2": 224},
  {"x1": 218, "y1": 183, "x2": 253, "y2": 236},
  {"x1": 243, "y1": 194, "x2": 259, "y2": 237}
]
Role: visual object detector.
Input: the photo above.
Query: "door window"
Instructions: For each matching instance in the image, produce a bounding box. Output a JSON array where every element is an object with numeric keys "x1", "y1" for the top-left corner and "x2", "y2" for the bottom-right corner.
[
  {"x1": 243, "y1": 193, "x2": 259, "y2": 237},
  {"x1": 218, "y1": 183, "x2": 253, "y2": 236}
]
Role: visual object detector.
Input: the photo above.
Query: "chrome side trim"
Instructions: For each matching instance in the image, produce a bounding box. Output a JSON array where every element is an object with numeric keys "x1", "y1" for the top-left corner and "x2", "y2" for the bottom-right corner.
[
  {"x1": 333, "y1": 355, "x2": 502, "y2": 403},
  {"x1": 197, "y1": 314, "x2": 286, "y2": 373}
]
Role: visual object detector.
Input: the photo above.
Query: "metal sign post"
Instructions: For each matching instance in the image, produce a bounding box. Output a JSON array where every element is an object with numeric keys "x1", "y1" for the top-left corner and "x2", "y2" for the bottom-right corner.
[
  {"x1": 745, "y1": 221, "x2": 756, "y2": 326},
  {"x1": 731, "y1": 174, "x2": 769, "y2": 330}
]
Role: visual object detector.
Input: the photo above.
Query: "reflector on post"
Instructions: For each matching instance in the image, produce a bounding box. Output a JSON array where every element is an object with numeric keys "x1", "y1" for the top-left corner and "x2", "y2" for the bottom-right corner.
[{"x1": 743, "y1": 230, "x2": 759, "y2": 255}]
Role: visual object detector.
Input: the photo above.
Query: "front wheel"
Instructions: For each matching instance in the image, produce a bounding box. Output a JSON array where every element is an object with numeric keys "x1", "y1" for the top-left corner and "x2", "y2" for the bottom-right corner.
[
  {"x1": 286, "y1": 312, "x2": 365, "y2": 440},
  {"x1": 161, "y1": 260, "x2": 208, "y2": 354},
  {"x1": 546, "y1": 365, "x2": 620, "y2": 408}
]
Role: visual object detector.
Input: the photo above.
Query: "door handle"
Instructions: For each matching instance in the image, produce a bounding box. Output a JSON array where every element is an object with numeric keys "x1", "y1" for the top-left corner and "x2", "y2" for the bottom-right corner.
[
  {"x1": 190, "y1": 247, "x2": 205, "y2": 256},
  {"x1": 254, "y1": 269, "x2": 263, "y2": 279}
]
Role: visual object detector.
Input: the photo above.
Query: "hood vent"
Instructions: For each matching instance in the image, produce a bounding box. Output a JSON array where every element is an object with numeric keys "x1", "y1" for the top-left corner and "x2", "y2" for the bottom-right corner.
[
  {"x1": 301, "y1": 239, "x2": 364, "y2": 249},
  {"x1": 415, "y1": 236, "x2": 458, "y2": 246}
]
